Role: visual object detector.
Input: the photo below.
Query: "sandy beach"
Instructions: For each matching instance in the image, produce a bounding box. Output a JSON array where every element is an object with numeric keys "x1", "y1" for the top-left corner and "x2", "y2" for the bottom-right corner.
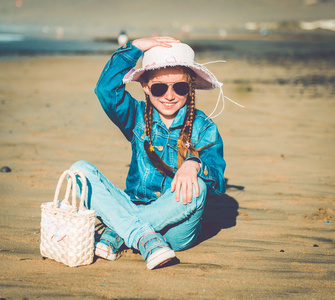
[
  {"x1": 1, "y1": 44, "x2": 334, "y2": 298},
  {"x1": 1, "y1": 0, "x2": 335, "y2": 299}
]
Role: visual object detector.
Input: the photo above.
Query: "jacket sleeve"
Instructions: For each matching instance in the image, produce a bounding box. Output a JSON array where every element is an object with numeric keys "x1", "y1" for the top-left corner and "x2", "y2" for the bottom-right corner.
[
  {"x1": 186, "y1": 121, "x2": 226, "y2": 196},
  {"x1": 94, "y1": 42, "x2": 143, "y2": 141}
]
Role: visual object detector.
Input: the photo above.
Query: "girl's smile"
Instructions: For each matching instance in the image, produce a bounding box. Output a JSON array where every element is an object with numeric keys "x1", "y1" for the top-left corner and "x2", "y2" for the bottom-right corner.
[{"x1": 144, "y1": 68, "x2": 188, "y2": 127}]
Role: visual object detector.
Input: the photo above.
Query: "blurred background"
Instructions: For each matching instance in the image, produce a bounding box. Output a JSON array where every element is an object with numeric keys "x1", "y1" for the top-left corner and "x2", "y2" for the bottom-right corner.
[
  {"x1": 0, "y1": 0, "x2": 335, "y2": 56},
  {"x1": 1, "y1": 3, "x2": 335, "y2": 298}
]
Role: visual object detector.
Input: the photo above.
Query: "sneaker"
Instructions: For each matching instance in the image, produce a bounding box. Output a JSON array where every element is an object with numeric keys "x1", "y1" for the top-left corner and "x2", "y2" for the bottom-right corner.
[
  {"x1": 95, "y1": 242, "x2": 118, "y2": 261},
  {"x1": 138, "y1": 232, "x2": 175, "y2": 270},
  {"x1": 95, "y1": 227, "x2": 124, "y2": 261}
]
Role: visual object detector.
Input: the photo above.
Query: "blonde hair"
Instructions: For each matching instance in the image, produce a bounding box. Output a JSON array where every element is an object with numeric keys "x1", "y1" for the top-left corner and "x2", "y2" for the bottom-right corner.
[{"x1": 140, "y1": 67, "x2": 199, "y2": 177}]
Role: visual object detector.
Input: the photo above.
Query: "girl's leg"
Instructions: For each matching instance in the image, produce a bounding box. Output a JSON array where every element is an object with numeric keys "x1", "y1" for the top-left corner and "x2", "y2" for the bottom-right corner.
[
  {"x1": 70, "y1": 160, "x2": 206, "y2": 253},
  {"x1": 69, "y1": 160, "x2": 154, "y2": 249},
  {"x1": 135, "y1": 178, "x2": 207, "y2": 251},
  {"x1": 70, "y1": 160, "x2": 175, "y2": 269}
]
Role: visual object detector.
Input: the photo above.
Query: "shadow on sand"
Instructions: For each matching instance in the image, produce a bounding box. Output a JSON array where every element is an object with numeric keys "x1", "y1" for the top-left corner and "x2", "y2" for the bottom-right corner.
[
  {"x1": 195, "y1": 180, "x2": 243, "y2": 246},
  {"x1": 161, "y1": 180, "x2": 243, "y2": 268}
]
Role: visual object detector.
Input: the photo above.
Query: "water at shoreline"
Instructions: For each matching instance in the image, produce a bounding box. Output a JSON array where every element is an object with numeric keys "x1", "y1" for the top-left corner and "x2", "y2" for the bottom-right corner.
[
  {"x1": 1, "y1": 34, "x2": 335, "y2": 65},
  {"x1": 0, "y1": 34, "x2": 119, "y2": 56}
]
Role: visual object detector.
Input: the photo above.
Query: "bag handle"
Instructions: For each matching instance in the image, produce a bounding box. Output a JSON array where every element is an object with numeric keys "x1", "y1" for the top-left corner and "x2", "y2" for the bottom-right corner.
[
  {"x1": 53, "y1": 170, "x2": 76, "y2": 210},
  {"x1": 72, "y1": 169, "x2": 87, "y2": 211},
  {"x1": 52, "y1": 169, "x2": 87, "y2": 212},
  {"x1": 62, "y1": 174, "x2": 73, "y2": 206}
]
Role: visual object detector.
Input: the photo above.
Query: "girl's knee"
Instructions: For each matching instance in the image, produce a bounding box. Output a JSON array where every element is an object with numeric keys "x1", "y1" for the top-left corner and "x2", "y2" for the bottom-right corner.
[
  {"x1": 164, "y1": 224, "x2": 201, "y2": 252},
  {"x1": 69, "y1": 160, "x2": 95, "y2": 174}
]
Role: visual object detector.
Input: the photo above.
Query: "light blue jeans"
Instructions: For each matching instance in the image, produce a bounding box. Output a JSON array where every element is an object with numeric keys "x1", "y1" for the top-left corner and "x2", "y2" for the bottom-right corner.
[{"x1": 70, "y1": 160, "x2": 207, "y2": 251}]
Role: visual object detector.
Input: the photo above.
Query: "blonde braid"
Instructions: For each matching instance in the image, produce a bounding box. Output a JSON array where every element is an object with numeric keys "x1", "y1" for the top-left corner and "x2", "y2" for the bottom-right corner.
[
  {"x1": 144, "y1": 93, "x2": 175, "y2": 177},
  {"x1": 144, "y1": 94, "x2": 153, "y2": 144},
  {"x1": 177, "y1": 77, "x2": 199, "y2": 168},
  {"x1": 186, "y1": 79, "x2": 196, "y2": 142}
]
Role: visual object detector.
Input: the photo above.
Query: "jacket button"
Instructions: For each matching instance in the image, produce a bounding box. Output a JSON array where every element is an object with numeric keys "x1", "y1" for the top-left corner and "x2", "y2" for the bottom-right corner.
[
  {"x1": 204, "y1": 167, "x2": 208, "y2": 176},
  {"x1": 155, "y1": 191, "x2": 161, "y2": 197}
]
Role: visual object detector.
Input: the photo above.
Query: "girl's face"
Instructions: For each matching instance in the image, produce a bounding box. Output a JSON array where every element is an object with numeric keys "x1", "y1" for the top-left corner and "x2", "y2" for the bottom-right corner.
[{"x1": 143, "y1": 67, "x2": 189, "y2": 126}]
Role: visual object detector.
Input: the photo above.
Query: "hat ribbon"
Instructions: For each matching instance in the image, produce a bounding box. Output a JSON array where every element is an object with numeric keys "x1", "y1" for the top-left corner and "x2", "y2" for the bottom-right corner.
[{"x1": 197, "y1": 60, "x2": 245, "y2": 120}]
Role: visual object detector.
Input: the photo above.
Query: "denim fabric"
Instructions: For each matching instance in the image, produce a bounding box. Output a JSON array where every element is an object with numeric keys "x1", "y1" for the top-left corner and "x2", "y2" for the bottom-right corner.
[
  {"x1": 99, "y1": 227, "x2": 124, "y2": 252},
  {"x1": 94, "y1": 42, "x2": 226, "y2": 204},
  {"x1": 76, "y1": 42, "x2": 227, "y2": 252},
  {"x1": 70, "y1": 160, "x2": 206, "y2": 251}
]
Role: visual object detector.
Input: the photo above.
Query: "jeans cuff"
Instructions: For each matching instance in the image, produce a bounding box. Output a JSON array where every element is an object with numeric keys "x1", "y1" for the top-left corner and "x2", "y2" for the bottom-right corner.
[{"x1": 130, "y1": 223, "x2": 155, "y2": 250}]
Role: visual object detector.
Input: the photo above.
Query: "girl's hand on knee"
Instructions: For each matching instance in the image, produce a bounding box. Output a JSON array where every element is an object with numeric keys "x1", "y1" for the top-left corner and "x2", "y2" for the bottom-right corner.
[
  {"x1": 132, "y1": 37, "x2": 180, "y2": 52},
  {"x1": 171, "y1": 160, "x2": 200, "y2": 204}
]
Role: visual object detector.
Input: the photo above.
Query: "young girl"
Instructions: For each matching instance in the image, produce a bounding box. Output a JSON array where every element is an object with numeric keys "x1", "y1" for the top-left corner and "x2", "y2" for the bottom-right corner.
[{"x1": 70, "y1": 37, "x2": 226, "y2": 270}]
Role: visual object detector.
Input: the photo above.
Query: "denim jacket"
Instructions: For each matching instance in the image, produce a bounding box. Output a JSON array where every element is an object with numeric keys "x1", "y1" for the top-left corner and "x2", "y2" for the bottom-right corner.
[{"x1": 95, "y1": 42, "x2": 226, "y2": 203}]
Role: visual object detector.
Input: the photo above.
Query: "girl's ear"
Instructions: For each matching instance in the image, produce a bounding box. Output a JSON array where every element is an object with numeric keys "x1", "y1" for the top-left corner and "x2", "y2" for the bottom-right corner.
[{"x1": 142, "y1": 84, "x2": 150, "y2": 95}]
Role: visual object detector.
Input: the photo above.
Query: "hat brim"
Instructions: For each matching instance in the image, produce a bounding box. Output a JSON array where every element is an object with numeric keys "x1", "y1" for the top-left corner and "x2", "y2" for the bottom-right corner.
[{"x1": 123, "y1": 62, "x2": 220, "y2": 90}]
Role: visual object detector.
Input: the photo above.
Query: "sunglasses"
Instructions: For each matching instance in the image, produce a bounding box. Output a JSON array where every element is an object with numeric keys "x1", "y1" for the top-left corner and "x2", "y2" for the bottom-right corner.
[{"x1": 149, "y1": 82, "x2": 190, "y2": 97}]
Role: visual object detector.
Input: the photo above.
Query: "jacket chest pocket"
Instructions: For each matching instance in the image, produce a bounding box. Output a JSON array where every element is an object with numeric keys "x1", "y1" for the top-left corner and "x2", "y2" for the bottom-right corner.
[{"x1": 132, "y1": 125, "x2": 155, "y2": 165}]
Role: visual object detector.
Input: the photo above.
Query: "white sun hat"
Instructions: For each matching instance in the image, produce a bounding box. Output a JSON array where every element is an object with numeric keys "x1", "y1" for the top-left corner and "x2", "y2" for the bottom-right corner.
[
  {"x1": 123, "y1": 42, "x2": 244, "y2": 118},
  {"x1": 123, "y1": 42, "x2": 221, "y2": 90}
]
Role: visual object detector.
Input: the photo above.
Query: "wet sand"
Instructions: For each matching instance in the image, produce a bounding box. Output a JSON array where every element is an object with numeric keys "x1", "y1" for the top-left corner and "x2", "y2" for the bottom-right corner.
[{"x1": 0, "y1": 41, "x2": 335, "y2": 298}]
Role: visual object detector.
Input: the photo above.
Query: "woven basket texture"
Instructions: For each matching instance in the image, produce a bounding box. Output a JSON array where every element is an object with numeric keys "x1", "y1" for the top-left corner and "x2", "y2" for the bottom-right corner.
[{"x1": 40, "y1": 170, "x2": 96, "y2": 267}]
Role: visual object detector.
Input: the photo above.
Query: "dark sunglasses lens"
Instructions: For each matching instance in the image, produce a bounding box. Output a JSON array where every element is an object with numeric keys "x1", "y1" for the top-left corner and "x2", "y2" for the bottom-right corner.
[
  {"x1": 150, "y1": 83, "x2": 168, "y2": 97},
  {"x1": 173, "y1": 82, "x2": 189, "y2": 95}
]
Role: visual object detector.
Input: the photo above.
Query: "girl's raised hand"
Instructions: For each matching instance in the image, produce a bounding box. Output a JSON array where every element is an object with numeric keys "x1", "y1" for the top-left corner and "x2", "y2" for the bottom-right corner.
[
  {"x1": 171, "y1": 160, "x2": 200, "y2": 205},
  {"x1": 132, "y1": 37, "x2": 180, "y2": 52}
]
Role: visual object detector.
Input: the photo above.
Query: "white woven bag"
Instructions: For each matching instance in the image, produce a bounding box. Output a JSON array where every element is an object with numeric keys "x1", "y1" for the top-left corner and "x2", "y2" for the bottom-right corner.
[{"x1": 40, "y1": 169, "x2": 96, "y2": 267}]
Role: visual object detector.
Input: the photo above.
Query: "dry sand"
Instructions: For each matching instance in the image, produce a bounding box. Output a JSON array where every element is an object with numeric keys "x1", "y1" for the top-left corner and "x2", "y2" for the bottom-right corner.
[{"x1": 0, "y1": 45, "x2": 335, "y2": 299}]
